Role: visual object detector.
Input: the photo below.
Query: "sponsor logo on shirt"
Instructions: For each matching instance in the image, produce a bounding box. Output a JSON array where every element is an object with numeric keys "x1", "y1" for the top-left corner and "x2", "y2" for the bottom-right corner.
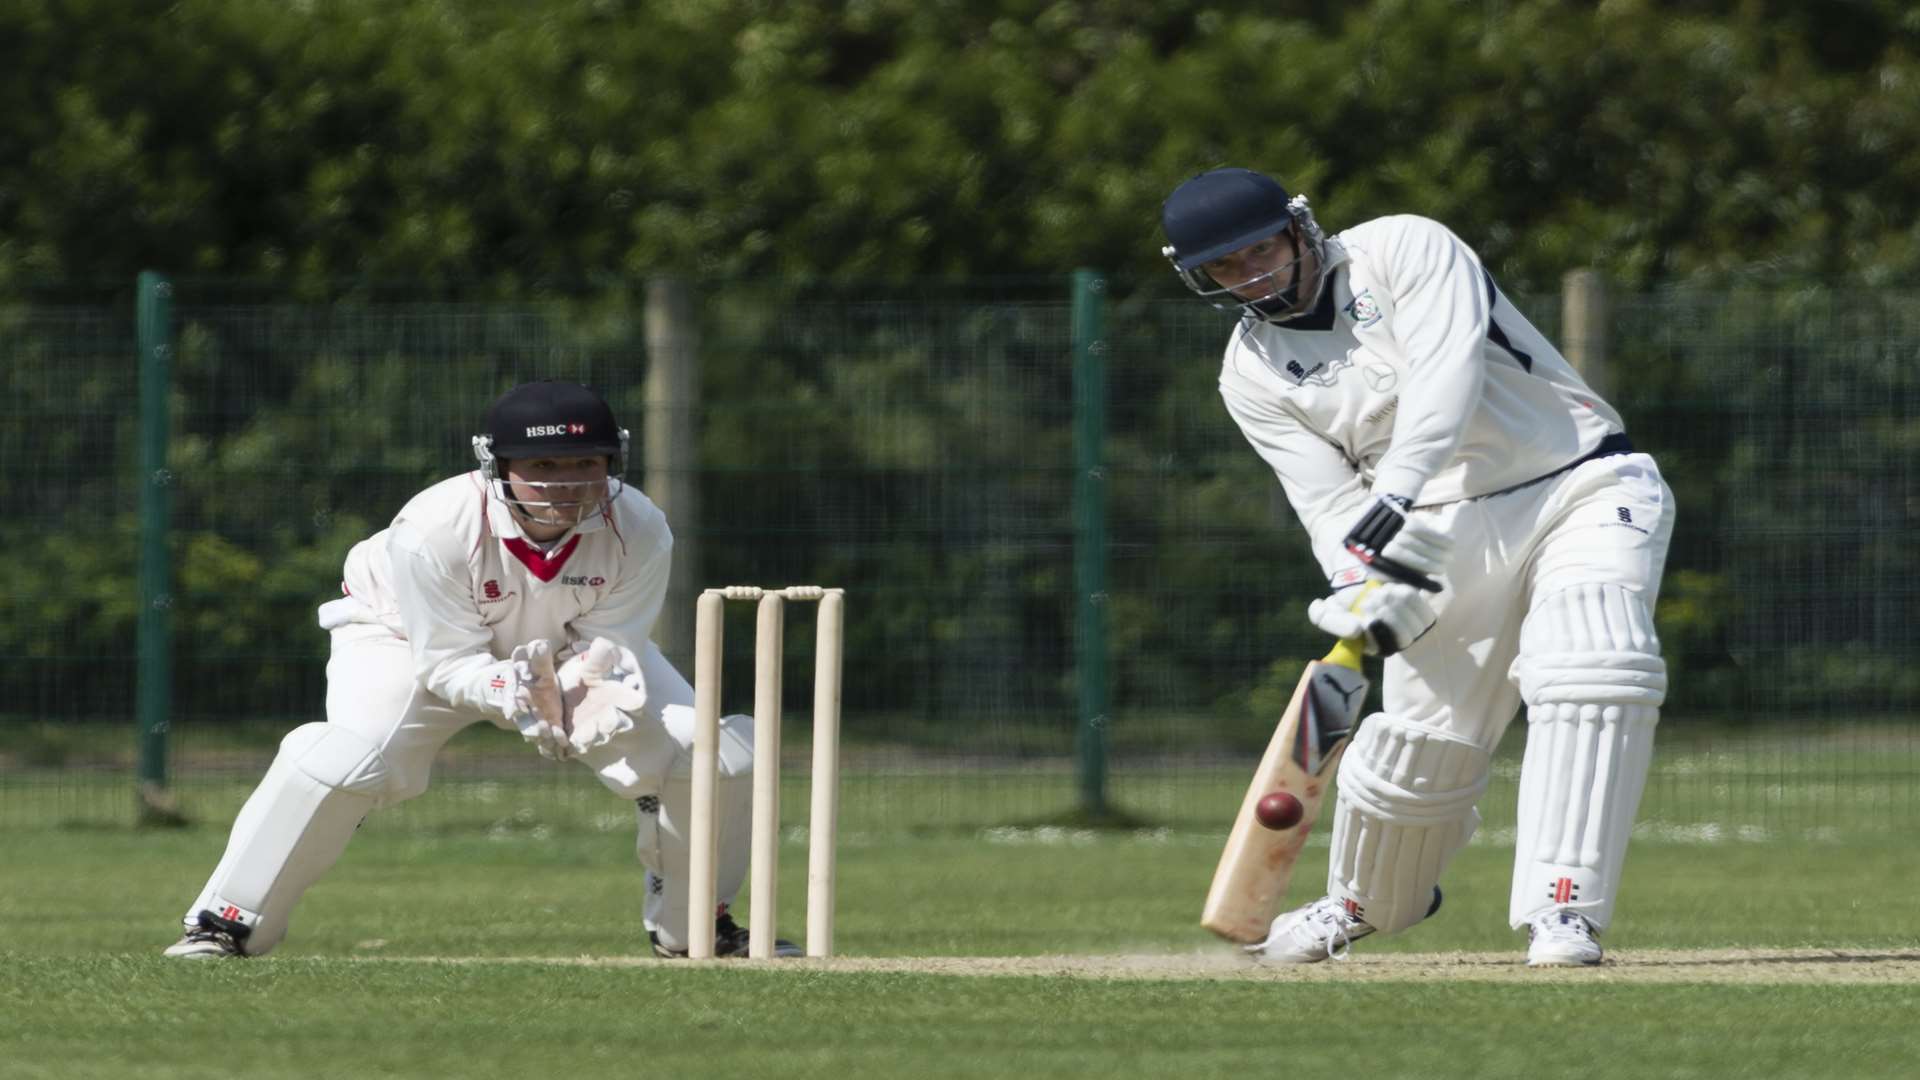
[
  {"x1": 1280, "y1": 350, "x2": 1355, "y2": 388},
  {"x1": 1606, "y1": 505, "x2": 1651, "y2": 535},
  {"x1": 1363, "y1": 398, "x2": 1399, "y2": 425},
  {"x1": 560, "y1": 574, "x2": 607, "y2": 587},
  {"x1": 1344, "y1": 290, "x2": 1383, "y2": 327}
]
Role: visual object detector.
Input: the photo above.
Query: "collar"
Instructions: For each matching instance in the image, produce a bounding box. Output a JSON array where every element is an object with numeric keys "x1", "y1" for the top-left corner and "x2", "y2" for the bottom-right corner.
[{"x1": 502, "y1": 534, "x2": 583, "y2": 582}]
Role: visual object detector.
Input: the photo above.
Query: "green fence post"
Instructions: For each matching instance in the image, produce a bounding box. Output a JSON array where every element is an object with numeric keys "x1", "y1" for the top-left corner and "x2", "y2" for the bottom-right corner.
[
  {"x1": 1071, "y1": 269, "x2": 1110, "y2": 820},
  {"x1": 136, "y1": 271, "x2": 183, "y2": 825}
]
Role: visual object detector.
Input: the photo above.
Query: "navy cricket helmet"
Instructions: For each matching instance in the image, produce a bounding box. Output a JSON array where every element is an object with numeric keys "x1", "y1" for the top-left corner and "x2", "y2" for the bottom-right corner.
[
  {"x1": 470, "y1": 380, "x2": 631, "y2": 528},
  {"x1": 472, "y1": 379, "x2": 631, "y2": 487},
  {"x1": 474, "y1": 380, "x2": 628, "y2": 474},
  {"x1": 1160, "y1": 168, "x2": 1329, "y2": 322}
]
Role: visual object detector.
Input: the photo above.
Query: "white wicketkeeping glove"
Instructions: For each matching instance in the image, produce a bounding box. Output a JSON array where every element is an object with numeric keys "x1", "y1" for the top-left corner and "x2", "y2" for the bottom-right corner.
[
  {"x1": 504, "y1": 640, "x2": 572, "y2": 761},
  {"x1": 556, "y1": 637, "x2": 647, "y2": 756}
]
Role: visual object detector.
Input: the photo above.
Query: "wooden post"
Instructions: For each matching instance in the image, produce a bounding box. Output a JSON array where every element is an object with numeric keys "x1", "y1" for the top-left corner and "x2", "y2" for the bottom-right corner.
[
  {"x1": 645, "y1": 278, "x2": 702, "y2": 669},
  {"x1": 1561, "y1": 269, "x2": 1610, "y2": 399}
]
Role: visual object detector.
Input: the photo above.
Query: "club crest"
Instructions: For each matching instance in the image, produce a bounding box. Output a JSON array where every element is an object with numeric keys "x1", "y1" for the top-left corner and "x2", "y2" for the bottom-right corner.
[{"x1": 1345, "y1": 290, "x2": 1383, "y2": 327}]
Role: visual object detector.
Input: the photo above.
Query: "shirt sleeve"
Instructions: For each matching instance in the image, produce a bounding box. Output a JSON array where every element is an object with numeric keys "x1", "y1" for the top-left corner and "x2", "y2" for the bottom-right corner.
[
  {"x1": 567, "y1": 524, "x2": 672, "y2": 654},
  {"x1": 1366, "y1": 217, "x2": 1492, "y2": 504},
  {"x1": 386, "y1": 521, "x2": 513, "y2": 716},
  {"x1": 1220, "y1": 384, "x2": 1374, "y2": 583}
]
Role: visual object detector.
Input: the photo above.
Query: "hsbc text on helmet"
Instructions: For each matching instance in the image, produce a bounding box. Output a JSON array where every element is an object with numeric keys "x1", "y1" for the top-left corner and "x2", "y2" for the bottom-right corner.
[{"x1": 525, "y1": 424, "x2": 588, "y2": 437}]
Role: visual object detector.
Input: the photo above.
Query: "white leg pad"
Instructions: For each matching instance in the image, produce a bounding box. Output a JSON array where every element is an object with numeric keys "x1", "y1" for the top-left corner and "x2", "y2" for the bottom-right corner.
[
  {"x1": 1509, "y1": 584, "x2": 1665, "y2": 930},
  {"x1": 1510, "y1": 702, "x2": 1657, "y2": 930},
  {"x1": 638, "y1": 711, "x2": 755, "y2": 950},
  {"x1": 181, "y1": 723, "x2": 391, "y2": 955},
  {"x1": 1327, "y1": 714, "x2": 1491, "y2": 934}
]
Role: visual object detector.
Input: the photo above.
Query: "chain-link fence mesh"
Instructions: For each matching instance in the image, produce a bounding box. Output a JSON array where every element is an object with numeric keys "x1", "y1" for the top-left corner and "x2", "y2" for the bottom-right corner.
[{"x1": 3, "y1": 279, "x2": 1915, "y2": 837}]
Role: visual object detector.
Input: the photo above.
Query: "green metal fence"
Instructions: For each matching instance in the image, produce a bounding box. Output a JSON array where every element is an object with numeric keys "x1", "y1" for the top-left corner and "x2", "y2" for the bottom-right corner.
[{"x1": 2, "y1": 276, "x2": 1916, "y2": 836}]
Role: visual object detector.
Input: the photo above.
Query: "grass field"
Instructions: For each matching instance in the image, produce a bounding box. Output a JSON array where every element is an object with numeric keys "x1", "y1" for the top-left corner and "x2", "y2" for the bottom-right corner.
[{"x1": 4, "y1": 725, "x2": 1919, "y2": 1078}]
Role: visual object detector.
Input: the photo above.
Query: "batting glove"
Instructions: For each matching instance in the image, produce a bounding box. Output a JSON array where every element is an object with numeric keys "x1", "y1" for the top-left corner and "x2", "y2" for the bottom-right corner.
[
  {"x1": 1308, "y1": 580, "x2": 1437, "y2": 657},
  {"x1": 1342, "y1": 495, "x2": 1451, "y2": 593}
]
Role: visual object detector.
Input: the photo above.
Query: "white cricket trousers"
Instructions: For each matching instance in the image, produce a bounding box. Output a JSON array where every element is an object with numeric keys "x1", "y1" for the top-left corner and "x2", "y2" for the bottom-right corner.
[{"x1": 178, "y1": 621, "x2": 752, "y2": 954}]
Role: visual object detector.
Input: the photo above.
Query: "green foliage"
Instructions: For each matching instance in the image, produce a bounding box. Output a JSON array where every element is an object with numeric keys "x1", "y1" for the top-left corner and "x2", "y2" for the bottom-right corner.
[
  {"x1": 4, "y1": 1, "x2": 1919, "y2": 291},
  {"x1": 3, "y1": 2, "x2": 1917, "y2": 759}
]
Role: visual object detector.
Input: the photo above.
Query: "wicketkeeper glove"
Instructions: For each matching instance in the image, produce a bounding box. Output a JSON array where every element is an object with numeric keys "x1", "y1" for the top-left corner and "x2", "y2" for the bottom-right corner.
[
  {"x1": 556, "y1": 637, "x2": 647, "y2": 757},
  {"x1": 503, "y1": 639, "x2": 573, "y2": 761}
]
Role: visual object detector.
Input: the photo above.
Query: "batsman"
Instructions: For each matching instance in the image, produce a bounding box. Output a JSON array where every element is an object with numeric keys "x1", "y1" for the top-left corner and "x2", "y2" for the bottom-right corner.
[
  {"x1": 1162, "y1": 169, "x2": 1674, "y2": 966},
  {"x1": 165, "y1": 380, "x2": 793, "y2": 960}
]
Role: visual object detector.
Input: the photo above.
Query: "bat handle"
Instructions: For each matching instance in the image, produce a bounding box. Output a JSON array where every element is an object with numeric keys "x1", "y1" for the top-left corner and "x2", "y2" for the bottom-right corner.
[
  {"x1": 1323, "y1": 635, "x2": 1365, "y2": 671},
  {"x1": 1320, "y1": 580, "x2": 1379, "y2": 671}
]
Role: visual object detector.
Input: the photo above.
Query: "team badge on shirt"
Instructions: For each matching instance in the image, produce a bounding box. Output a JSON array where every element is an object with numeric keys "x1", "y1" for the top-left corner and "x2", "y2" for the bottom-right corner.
[{"x1": 1344, "y1": 290, "x2": 1383, "y2": 327}]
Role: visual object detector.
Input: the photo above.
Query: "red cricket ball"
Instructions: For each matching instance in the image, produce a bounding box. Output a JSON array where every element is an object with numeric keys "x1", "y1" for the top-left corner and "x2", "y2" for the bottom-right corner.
[{"x1": 1255, "y1": 791, "x2": 1305, "y2": 831}]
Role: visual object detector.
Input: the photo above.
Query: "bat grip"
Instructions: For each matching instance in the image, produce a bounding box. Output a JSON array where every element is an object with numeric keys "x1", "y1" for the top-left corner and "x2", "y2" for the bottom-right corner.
[
  {"x1": 1319, "y1": 580, "x2": 1380, "y2": 671},
  {"x1": 1323, "y1": 636, "x2": 1365, "y2": 671}
]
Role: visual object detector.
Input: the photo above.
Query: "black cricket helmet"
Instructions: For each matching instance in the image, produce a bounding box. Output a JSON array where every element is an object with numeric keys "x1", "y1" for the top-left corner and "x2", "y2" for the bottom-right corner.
[{"x1": 471, "y1": 380, "x2": 630, "y2": 524}]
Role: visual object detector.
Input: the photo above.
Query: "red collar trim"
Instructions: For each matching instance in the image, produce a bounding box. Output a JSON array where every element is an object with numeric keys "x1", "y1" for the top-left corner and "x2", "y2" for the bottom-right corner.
[{"x1": 501, "y1": 535, "x2": 582, "y2": 582}]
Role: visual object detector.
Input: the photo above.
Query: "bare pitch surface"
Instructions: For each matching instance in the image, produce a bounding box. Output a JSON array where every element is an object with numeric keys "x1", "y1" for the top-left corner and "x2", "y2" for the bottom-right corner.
[{"x1": 388, "y1": 947, "x2": 1920, "y2": 984}]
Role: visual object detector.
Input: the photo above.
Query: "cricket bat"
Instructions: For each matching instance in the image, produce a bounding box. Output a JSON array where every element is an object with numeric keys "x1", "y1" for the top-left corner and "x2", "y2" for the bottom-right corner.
[{"x1": 1200, "y1": 630, "x2": 1370, "y2": 943}]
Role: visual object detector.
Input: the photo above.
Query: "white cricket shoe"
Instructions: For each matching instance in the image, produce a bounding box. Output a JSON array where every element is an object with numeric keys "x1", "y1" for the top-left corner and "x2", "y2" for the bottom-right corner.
[
  {"x1": 1248, "y1": 896, "x2": 1375, "y2": 963},
  {"x1": 1247, "y1": 887, "x2": 1444, "y2": 965},
  {"x1": 1526, "y1": 909, "x2": 1603, "y2": 967},
  {"x1": 163, "y1": 925, "x2": 246, "y2": 959}
]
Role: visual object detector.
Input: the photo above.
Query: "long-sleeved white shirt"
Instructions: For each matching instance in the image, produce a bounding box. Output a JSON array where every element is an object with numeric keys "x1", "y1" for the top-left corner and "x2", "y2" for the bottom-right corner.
[
  {"x1": 1218, "y1": 214, "x2": 1624, "y2": 582},
  {"x1": 321, "y1": 471, "x2": 672, "y2": 716}
]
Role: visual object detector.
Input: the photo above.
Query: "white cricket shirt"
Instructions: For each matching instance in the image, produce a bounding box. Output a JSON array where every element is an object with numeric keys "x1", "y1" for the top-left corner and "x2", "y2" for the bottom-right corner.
[
  {"x1": 1217, "y1": 214, "x2": 1625, "y2": 581},
  {"x1": 322, "y1": 471, "x2": 672, "y2": 715}
]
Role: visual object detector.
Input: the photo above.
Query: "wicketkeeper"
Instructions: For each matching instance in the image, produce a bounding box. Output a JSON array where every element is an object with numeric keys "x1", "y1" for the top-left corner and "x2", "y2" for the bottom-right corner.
[
  {"x1": 166, "y1": 380, "x2": 793, "y2": 959},
  {"x1": 1161, "y1": 168, "x2": 1675, "y2": 966}
]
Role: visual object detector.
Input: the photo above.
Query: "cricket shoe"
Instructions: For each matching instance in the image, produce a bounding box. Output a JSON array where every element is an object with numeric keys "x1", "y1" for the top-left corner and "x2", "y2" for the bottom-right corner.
[
  {"x1": 163, "y1": 925, "x2": 247, "y2": 959},
  {"x1": 1247, "y1": 887, "x2": 1443, "y2": 964},
  {"x1": 650, "y1": 912, "x2": 802, "y2": 959},
  {"x1": 1526, "y1": 909, "x2": 1603, "y2": 967}
]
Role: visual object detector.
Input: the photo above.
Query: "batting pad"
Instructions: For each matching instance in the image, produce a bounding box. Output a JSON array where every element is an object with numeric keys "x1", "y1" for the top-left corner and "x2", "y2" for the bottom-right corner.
[
  {"x1": 1509, "y1": 584, "x2": 1665, "y2": 930},
  {"x1": 182, "y1": 723, "x2": 391, "y2": 955},
  {"x1": 1327, "y1": 714, "x2": 1490, "y2": 934}
]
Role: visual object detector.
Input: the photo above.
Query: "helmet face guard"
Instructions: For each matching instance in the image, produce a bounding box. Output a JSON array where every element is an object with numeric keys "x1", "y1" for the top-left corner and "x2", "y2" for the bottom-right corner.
[
  {"x1": 472, "y1": 434, "x2": 627, "y2": 527},
  {"x1": 1161, "y1": 168, "x2": 1330, "y2": 323}
]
